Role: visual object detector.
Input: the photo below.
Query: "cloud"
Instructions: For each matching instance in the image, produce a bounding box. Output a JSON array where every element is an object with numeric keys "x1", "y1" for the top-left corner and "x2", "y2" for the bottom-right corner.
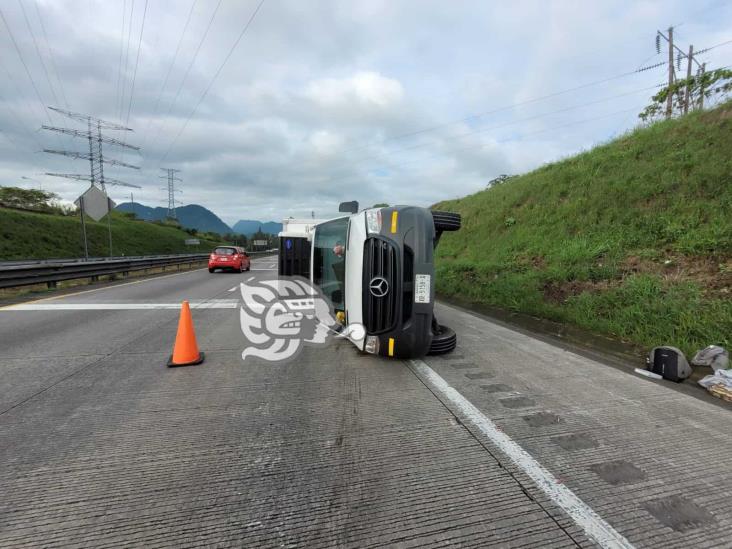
[
  {"x1": 0, "y1": 0, "x2": 730, "y2": 227},
  {"x1": 305, "y1": 71, "x2": 404, "y2": 110}
]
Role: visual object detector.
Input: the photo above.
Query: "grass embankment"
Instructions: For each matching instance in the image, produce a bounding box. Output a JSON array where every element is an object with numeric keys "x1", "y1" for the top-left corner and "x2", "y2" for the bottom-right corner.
[
  {"x1": 435, "y1": 103, "x2": 732, "y2": 357},
  {"x1": 0, "y1": 208, "x2": 222, "y2": 259}
]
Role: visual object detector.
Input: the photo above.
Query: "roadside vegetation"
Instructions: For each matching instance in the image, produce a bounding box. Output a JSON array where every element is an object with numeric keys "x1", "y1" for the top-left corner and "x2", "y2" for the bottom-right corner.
[
  {"x1": 0, "y1": 205, "x2": 224, "y2": 259},
  {"x1": 434, "y1": 101, "x2": 732, "y2": 357}
]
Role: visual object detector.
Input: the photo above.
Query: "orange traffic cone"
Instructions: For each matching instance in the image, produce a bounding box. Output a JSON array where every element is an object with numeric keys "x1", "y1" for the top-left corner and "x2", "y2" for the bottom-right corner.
[{"x1": 167, "y1": 300, "x2": 205, "y2": 367}]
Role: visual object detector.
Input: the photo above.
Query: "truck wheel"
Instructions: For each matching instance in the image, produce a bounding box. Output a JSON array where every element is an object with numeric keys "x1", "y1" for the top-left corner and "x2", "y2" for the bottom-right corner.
[
  {"x1": 431, "y1": 210, "x2": 461, "y2": 232},
  {"x1": 428, "y1": 324, "x2": 457, "y2": 355}
]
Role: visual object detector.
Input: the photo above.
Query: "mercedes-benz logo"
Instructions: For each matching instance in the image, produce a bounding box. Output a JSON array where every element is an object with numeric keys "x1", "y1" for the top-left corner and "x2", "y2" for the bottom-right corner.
[{"x1": 369, "y1": 276, "x2": 389, "y2": 298}]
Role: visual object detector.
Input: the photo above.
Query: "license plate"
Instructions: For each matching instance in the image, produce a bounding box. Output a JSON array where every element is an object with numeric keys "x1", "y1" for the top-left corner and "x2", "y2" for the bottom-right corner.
[
  {"x1": 414, "y1": 274, "x2": 431, "y2": 303},
  {"x1": 221, "y1": 257, "x2": 229, "y2": 261}
]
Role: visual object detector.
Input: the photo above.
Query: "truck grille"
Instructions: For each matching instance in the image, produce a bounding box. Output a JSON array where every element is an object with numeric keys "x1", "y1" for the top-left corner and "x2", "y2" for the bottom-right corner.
[{"x1": 363, "y1": 238, "x2": 398, "y2": 333}]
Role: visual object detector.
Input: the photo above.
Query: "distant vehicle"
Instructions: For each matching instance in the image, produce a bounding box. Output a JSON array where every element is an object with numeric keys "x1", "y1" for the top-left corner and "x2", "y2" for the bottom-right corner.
[
  {"x1": 208, "y1": 246, "x2": 250, "y2": 273},
  {"x1": 279, "y1": 204, "x2": 461, "y2": 358}
]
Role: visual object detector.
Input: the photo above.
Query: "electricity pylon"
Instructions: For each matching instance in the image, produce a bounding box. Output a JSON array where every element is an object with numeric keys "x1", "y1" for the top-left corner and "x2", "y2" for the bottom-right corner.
[
  {"x1": 160, "y1": 168, "x2": 182, "y2": 219},
  {"x1": 42, "y1": 107, "x2": 141, "y2": 192}
]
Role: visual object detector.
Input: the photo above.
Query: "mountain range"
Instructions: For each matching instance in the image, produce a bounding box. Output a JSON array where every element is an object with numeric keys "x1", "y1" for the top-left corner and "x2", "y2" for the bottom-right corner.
[
  {"x1": 232, "y1": 220, "x2": 283, "y2": 236},
  {"x1": 115, "y1": 202, "x2": 282, "y2": 236}
]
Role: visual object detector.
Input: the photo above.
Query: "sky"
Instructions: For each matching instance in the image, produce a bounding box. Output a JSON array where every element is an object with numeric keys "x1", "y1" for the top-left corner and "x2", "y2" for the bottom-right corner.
[{"x1": 0, "y1": 0, "x2": 730, "y2": 226}]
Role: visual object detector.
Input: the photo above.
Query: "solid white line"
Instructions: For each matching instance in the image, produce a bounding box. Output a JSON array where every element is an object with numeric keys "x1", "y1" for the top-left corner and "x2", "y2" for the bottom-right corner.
[
  {"x1": 0, "y1": 301, "x2": 264, "y2": 311},
  {"x1": 408, "y1": 359, "x2": 634, "y2": 549}
]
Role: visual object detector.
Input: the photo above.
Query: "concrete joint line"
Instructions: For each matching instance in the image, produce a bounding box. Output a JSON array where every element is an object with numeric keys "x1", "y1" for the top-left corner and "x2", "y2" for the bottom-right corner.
[{"x1": 407, "y1": 359, "x2": 634, "y2": 549}]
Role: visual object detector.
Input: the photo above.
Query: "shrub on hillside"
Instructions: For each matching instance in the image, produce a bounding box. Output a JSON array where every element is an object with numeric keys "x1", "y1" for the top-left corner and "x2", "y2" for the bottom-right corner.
[{"x1": 0, "y1": 187, "x2": 60, "y2": 213}]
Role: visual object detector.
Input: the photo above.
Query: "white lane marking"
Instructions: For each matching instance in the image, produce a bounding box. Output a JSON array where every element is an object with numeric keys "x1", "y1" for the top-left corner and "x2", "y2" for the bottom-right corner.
[
  {"x1": 408, "y1": 359, "x2": 634, "y2": 549},
  {"x1": 228, "y1": 286, "x2": 238, "y2": 292},
  {"x1": 1, "y1": 301, "x2": 265, "y2": 311}
]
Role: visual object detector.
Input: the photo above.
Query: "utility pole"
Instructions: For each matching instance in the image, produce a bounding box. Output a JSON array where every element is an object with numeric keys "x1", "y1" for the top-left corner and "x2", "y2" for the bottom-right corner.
[
  {"x1": 699, "y1": 63, "x2": 707, "y2": 109},
  {"x1": 684, "y1": 44, "x2": 694, "y2": 114},
  {"x1": 666, "y1": 26, "x2": 674, "y2": 118},
  {"x1": 656, "y1": 27, "x2": 704, "y2": 117},
  {"x1": 160, "y1": 168, "x2": 182, "y2": 219}
]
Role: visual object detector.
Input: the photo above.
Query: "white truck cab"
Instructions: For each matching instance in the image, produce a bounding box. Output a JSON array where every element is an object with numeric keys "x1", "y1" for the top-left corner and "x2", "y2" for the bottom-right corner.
[{"x1": 306, "y1": 203, "x2": 461, "y2": 358}]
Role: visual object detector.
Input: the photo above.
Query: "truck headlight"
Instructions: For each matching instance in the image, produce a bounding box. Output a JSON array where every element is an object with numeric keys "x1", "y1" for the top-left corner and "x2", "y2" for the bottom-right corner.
[
  {"x1": 365, "y1": 209, "x2": 382, "y2": 234},
  {"x1": 364, "y1": 335, "x2": 380, "y2": 354}
]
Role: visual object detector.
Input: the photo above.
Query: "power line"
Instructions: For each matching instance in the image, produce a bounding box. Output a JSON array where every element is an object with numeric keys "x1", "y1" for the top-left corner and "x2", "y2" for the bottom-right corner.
[
  {"x1": 351, "y1": 63, "x2": 669, "y2": 156},
  {"x1": 0, "y1": 6, "x2": 59, "y2": 146},
  {"x1": 317, "y1": 105, "x2": 646, "y2": 189},
  {"x1": 17, "y1": 0, "x2": 60, "y2": 109},
  {"x1": 32, "y1": 0, "x2": 69, "y2": 110},
  {"x1": 114, "y1": 0, "x2": 127, "y2": 122},
  {"x1": 0, "y1": 58, "x2": 45, "y2": 150},
  {"x1": 148, "y1": 0, "x2": 223, "y2": 151},
  {"x1": 124, "y1": 0, "x2": 149, "y2": 127},
  {"x1": 138, "y1": 0, "x2": 198, "y2": 152},
  {"x1": 696, "y1": 38, "x2": 732, "y2": 55},
  {"x1": 332, "y1": 83, "x2": 663, "y2": 172},
  {"x1": 335, "y1": 37, "x2": 732, "y2": 159},
  {"x1": 119, "y1": 0, "x2": 136, "y2": 121},
  {"x1": 158, "y1": 0, "x2": 266, "y2": 165}
]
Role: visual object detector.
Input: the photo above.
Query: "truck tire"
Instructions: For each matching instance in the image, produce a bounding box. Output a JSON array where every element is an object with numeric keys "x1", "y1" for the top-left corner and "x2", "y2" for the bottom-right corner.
[
  {"x1": 431, "y1": 210, "x2": 461, "y2": 232},
  {"x1": 428, "y1": 324, "x2": 457, "y2": 355}
]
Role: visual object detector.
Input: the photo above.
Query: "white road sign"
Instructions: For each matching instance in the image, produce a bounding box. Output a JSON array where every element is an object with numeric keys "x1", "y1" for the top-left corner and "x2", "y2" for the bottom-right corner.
[{"x1": 74, "y1": 185, "x2": 115, "y2": 222}]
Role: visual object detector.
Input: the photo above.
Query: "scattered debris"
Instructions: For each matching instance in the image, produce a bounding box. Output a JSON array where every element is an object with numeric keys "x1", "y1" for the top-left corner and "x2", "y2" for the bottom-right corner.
[
  {"x1": 692, "y1": 345, "x2": 729, "y2": 371},
  {"x1": 635, "y1": 367, "x2": 663, "y2": 380},
  {"x1": 698, "y1": 368, "x2": 732, "y2": 402}
]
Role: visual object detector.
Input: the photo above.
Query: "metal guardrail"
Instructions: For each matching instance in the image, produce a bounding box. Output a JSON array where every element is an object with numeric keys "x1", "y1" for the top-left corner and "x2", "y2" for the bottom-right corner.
[
  {"x1": 0, "y1": 251, "x2": 275, "y2": 290},
  {"x1": 0, "y1": 254, "x2": 205, "y2": 268}
]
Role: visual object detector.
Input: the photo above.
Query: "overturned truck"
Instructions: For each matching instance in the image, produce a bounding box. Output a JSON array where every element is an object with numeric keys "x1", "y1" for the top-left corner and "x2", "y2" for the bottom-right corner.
[{"x1": 278, "y1": 203, "x2": 461, "y2": 358}]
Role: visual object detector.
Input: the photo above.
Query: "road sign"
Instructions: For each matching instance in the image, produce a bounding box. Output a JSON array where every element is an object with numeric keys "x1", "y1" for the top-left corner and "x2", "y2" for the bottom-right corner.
[
  {"x1": 74, "y1": 185, "x2": 115, "y2": 222},
  {"x1": 185, "y1": 238, "x2": 200, "y2": 245},
  {"x1": 253, "y1": 239, "x2": 268, "y2": 246}
]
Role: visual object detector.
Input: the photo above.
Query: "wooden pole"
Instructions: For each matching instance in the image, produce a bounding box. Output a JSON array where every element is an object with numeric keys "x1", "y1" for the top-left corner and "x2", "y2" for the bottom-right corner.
[
  {"x1": 684, "y1": 45, "x2": 693, "y2": 114},
  {"x1": 666, "y1": 27, "x2": 674, "y2": 118},
  {"x1": 699, "y1": 63, "x2": 707, "y2": 110}
]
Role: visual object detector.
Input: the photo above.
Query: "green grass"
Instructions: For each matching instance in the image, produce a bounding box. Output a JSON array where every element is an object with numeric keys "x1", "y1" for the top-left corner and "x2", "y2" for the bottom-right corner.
[
  {"x1": 0, "y1": 208, "x2": 223, "y2": 259},
  {"x1": 434, "y1": 102, "x2": 732, "y2": 357}
]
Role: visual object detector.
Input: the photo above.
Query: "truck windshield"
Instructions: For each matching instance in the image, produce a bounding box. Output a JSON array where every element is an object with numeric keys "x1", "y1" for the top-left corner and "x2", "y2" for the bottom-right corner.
[{"x1": 312, "y1": 217, "x2": 348, "y2": 311}]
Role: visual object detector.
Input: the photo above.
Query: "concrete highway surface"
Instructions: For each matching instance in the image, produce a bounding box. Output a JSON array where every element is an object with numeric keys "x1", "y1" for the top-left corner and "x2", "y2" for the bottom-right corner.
[{"x1": 1, "y1": 255, "x2": 731, "y2": 547}]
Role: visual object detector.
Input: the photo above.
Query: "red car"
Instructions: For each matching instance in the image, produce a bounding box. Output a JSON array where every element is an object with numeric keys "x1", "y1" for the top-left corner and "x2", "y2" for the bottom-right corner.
[{"x1": 208, "y1": 246, "x2": 251, "y2": 273}]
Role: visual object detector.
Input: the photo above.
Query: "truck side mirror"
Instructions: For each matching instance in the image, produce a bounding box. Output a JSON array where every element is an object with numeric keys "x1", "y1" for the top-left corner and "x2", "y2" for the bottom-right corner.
[{"x1": 338, "y1": 201, "x2": 359, "y2": 213}]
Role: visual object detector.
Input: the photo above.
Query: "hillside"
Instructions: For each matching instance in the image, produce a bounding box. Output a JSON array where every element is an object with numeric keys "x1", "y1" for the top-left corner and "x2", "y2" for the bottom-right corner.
[
  {"x1": 116, "y1": 203, "x2": 232, "y2": 235},
  {"x1": 434, "y1": 102, "x2": 732, "y2": 357},
  {"x1": 232, "y1": 219, "x2": 283, "y2": 236},
  {"x1": 0, "y1": 207, "x2": 223, "y2": 260}
]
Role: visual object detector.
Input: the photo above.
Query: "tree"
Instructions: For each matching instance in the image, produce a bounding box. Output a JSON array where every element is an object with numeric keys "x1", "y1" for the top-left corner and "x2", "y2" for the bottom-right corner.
[
  {"x1": 639, "y1": 68, "x2": 732, "y2": 122},
  {"x1": 0, "y1": 187, "x2": 59, "y2": 212}
]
